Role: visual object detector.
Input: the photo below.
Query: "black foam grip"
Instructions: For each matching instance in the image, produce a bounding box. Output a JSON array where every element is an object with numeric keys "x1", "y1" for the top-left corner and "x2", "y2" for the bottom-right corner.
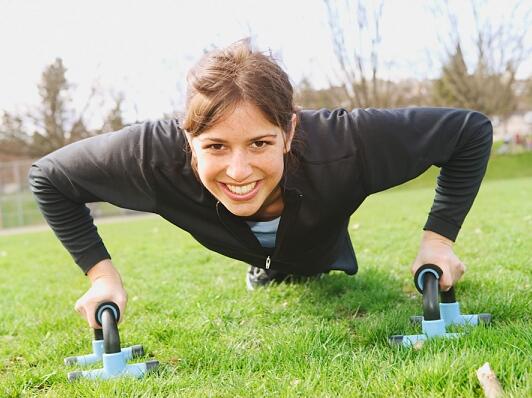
[
  {"x1": 440, "y1": 287, "x2": 457, "y2": 303},
  {"x1": 94, "y1": 302, "x2": 120, "y2": 327},
  {"x1": 422, "y1": 272, "x2": 441, "y2": 320},
  {"x1": 101, "y1": 308, "x2": 121, "y2": 354},
  {"x1": 414, "y1": 264, "x2": 443, "y2": 293},
  {"x1": 94, "y1": 328, "x2": 103, "y2": 340}
]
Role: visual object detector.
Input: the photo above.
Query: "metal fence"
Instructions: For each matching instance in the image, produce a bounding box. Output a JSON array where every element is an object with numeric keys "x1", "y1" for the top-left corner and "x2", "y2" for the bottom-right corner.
[{"x1": 0, "y1": 159, "x2": 142, "y2": 229}]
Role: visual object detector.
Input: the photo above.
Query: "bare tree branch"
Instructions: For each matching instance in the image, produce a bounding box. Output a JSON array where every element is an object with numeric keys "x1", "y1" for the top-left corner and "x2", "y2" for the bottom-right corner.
[
  {"x1": 323, "y1": 0, "x2": 406, "y2": 109},
  {"x1": 0, "y1": 58, "x2": 126, "y2": 158},
  {"x1": 432, "y1": 0, "x2": 530, "y2": 121}
]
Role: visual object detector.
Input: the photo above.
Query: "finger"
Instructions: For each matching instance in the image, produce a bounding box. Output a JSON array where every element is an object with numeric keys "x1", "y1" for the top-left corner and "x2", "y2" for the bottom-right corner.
[
  {"x1": 439, "y1": 272, "x2": 453, "y2": 292},
  {"x1": 116, "y1": 305, "x2": 126, "y2": 325},
  {"x1": 77, "y1": 306, "x2": 89, "y2": 325},
  {"x1": 88, "y1": 318, "x2": 101, "y2": 329},
  {"x1": 74, "y1": 300, "x2": 85, "y2": 316},
  {"x1": 85, "y1": 307, "x2": 100, "y2": 329},
  {"x1": 115, "y1": 295, "x2": 128, "y2": 324},
  {"x1": 410, "y1": 258, "x2": 423, "y2": 275},
  {"x1": 451, "y1": 262, "x2": 466, "y2": 285}
]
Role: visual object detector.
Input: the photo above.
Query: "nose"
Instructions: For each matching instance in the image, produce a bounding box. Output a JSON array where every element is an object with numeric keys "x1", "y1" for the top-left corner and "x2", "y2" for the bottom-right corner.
[{"x1": 226, "y1": 149, "x2": 253, "y2": 182}]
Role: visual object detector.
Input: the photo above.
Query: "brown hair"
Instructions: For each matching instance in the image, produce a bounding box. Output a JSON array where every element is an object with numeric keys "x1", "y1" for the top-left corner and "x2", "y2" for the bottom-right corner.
[{"x1": 182, "y1": 38, "x2": 298, "y2": 143}]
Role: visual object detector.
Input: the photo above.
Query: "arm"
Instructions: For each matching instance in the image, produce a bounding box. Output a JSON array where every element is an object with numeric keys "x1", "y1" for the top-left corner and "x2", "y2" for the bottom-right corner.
[
  {"x1": 298, "y1": 107, "x2": 491, "y2": 285},
  {"x1": 27, "y1": 121, "x2": 173, "y2": 274},
  {"x1": 351, "y1": 107, "x2": 493, "y2": 241},
  {"x1": 349, "y1": 107, "x2": 492, "y2": 288}
]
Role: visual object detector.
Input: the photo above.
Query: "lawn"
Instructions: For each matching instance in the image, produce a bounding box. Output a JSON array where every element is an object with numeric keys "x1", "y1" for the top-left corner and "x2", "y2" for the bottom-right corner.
[{"x1": 0, "y1": 176, "x2": 530, "y2": 397}]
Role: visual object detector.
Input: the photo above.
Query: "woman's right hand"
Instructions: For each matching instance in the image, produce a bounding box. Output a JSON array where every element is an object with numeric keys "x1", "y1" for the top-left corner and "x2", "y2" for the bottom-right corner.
[{"x1": 74, "y1": 259, "x2": 128, "y2": 329}]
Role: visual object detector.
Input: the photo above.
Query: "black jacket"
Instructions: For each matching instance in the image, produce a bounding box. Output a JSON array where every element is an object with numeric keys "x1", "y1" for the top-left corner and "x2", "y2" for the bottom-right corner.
[{"x1": 28, "y1": 107, "x2": 493, "y2": 276}]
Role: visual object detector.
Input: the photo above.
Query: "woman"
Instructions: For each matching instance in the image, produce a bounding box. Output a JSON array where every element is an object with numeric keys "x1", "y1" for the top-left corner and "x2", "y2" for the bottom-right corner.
[{"x1": 29, "y1": 40, "x2": 493, "y2": 329}]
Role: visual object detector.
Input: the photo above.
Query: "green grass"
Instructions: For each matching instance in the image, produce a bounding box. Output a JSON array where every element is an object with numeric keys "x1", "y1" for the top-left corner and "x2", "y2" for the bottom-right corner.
[
  {"x1": 396, "y1": 151, "x2": 532, "y2": 190},
  {"x1": 1, "y1": 175, "x2": 530, "y2": 397},
  {"x1": 0, "y1": 191, "x2": 44, "y2": 228}
]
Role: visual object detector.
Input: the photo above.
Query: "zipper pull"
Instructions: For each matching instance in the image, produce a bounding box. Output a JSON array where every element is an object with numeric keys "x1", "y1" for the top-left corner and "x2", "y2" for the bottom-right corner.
[{"x1": 265, "y1": 256, "x2": 271, "y2": 269}]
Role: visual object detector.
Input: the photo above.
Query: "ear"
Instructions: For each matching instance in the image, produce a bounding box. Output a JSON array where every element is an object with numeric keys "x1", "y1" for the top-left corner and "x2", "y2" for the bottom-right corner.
[{"x1": 283, "y1": 113, "x2": 297, "y2": 154}]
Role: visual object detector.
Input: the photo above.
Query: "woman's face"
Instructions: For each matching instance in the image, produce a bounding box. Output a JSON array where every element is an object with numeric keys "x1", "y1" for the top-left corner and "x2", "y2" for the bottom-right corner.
[{"x1": 186, "y1": 102, "x2": 295, "y2": 218}]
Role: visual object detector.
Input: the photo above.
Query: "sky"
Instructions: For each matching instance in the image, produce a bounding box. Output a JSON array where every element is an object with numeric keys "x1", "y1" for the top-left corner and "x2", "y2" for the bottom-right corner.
[{"x1": 0, "y1": 0, "x2": 530, "y2": 126}]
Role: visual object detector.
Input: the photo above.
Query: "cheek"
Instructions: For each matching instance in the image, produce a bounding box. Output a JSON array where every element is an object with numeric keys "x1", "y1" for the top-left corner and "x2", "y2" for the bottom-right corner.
[
  {"x1": 265, "y1": 150, "x2": 285, "y2": 176},
  {"x1": 195, "y1": 157, "x2": 219, "y2": 182},
  {"x1": 190, "y1": 149, "x2": 214, "y2": 183}
]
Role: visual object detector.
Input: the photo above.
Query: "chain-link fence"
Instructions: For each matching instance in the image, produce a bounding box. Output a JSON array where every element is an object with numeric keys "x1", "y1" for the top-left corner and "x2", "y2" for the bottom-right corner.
[{"x1": 0, "y1": 159, "x2": 143, "y2": 229}]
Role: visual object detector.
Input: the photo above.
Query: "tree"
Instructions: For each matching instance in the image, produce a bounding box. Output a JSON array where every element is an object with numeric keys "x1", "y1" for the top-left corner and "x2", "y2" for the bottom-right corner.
[
  {"x1": 295, "y1": 77, "x2": 432, "y2": 110},
  {"x1": 433, "y1": 43, "x2": 517, "y2": 118},
  {"x1": 0, "y1": 58, "x2": 119, "y2": 158},
  {"x1": 294, "y1": 78, "x2": 349, "y2": 109},
  {"x1": 432, "y1": 0, "x2": 530, "y2": 121},
  {"x1": 520, "y1": 78, "x2": 532, "y2": 110},
  {"x1": 100, "y1": 93, "x2": 126, "y2": 133},
  {"x1": 0, "y1": 112, "x2": 31, "y2": 157},
  {"x1": 323, "y1": 0, "x2": 409, "y2": 108}
]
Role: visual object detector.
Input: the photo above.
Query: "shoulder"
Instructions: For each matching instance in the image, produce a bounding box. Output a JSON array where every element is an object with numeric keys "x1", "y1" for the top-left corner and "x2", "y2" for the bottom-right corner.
[
  {"x1": 294, "y1": 108, "x2": 359, "y2": 164},
  {"x1": 298, "y1": 108, "x2": 352, "y2": 129},
  {"x1": 126, "y1": 118, "x2": 183, "y2": 144},
  {"x1": 130, "y1": 119, "x2": 188, "y2": 167},
  {"x1": 141, "y1": 118, "x2": 183, "y2": 139},
  {"x1": 49, "y1": 118, "x2": 189, "y2": 169}
]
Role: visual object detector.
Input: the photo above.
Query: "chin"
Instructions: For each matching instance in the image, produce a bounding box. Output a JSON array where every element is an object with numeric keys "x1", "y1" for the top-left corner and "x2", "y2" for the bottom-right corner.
[
  {"x1": 222, "y1": 201, "x2": 261, "y2": 217},
  {"x1": 226, "y1": 206, "x2": 259, "y2": 217}
]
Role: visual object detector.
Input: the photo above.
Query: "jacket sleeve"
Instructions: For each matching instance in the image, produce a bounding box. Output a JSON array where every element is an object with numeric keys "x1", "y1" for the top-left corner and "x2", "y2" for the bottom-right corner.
[
  {"x1": 28, "y1": 122, "x2": 160, "y2": 274},
  {"x1": 351, "y1": 107, "x2": 493, "y2": 241}
]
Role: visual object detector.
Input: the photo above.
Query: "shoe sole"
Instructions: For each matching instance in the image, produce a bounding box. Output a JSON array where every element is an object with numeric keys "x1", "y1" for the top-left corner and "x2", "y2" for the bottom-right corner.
[
  {"x1": 245, "y1": 273, "x2": 255, "y2": 291},
  {"x1": 245, "y1": 272, "x2": 325, "y2": 291}
]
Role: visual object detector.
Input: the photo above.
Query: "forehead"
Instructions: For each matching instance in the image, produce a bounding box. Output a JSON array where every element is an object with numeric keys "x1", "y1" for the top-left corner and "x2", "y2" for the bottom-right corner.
[{"x1": 198, "y1": 102, "x2": 280, "y2": 142}]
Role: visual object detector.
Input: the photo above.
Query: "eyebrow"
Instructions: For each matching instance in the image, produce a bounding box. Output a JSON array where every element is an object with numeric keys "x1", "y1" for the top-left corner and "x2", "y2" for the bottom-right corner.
[{"x1": 199, "y1": 134, "x2": 278, "y2": 143}]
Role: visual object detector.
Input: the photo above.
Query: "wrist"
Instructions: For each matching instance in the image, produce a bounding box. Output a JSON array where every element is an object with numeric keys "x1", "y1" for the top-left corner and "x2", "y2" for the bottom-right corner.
[
  {"x1": 87, "y1": 259, "x2": 122, "y2": 284},
  {"x1": 421, "y1": 230, "x2": 453, "y2": 247}
]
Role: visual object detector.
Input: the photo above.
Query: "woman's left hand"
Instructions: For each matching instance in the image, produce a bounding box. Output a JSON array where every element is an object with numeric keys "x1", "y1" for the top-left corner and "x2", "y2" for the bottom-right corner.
[{"x1": 411, "y1": 230, "x2": 466, "y2": 291}]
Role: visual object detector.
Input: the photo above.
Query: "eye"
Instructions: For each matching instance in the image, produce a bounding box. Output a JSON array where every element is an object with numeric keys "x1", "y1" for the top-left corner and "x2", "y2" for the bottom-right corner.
[
  {"x1": 251, "y1": 140, "x2": 269, "y2": 149},
  {"x1": 205, "y1": 143, "x2": 224, "y2": 151}
]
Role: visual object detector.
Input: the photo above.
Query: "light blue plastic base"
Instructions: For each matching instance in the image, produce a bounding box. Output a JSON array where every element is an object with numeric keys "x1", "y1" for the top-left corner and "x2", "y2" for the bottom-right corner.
[
  {"x1": 400, "y1": 332, "x2": 461, "y2": 347},
  {"x1": 69, "y1": 352, "x2": 151, "y2": 380},
  {"x1": 440, "y1": 302, "x2": 479, "y2": 326},
  {"x1": 422, "y1": 319, "x2": 446, "y2": 337},
  {"x1": 65, "y1": 340, "x2": 137, "y2": 366},
  {"x1": 391, "y1": 318, "x2": 461, "y2": 347},
  {"x1": 392, "y1": 301, "x2": 487, "y2": 347}
]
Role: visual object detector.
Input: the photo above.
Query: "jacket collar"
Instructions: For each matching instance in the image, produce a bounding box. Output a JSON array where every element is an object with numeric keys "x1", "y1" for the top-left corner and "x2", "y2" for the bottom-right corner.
[{"x1": 215, "y1": 184, "x2": 303, "y2": 254}]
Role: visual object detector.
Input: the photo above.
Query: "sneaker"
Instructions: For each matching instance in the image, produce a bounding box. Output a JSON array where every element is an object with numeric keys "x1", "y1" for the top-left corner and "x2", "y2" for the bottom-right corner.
[
  {"x1": 245, "y1": 267, "x2": 288, "y2": 291},
  {"x1": 245, "y1": 266, "x2": 323, "y2": 291}
]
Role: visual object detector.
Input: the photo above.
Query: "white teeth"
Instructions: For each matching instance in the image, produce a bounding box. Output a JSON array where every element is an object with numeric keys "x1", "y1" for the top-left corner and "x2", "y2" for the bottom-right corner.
[{"x1": 226, "y1": 182, "x2": 257, "y2": 195}]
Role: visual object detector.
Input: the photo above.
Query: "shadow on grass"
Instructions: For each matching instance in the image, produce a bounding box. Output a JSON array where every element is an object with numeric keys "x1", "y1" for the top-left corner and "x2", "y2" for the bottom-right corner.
[
  {"x1": 295, "y1": 267, "x2": 406, "y2": 315},
  {"x1": 257, "y1": 267, "x2": 417, "y2": 347},
  {"x1": 452, "y1": 279, "x2": 530, "y2": 321}
]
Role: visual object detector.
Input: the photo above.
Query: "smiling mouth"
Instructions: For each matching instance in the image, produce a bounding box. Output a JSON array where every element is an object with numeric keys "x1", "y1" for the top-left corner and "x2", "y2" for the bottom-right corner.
[
  {"x1": 224, "y1": 182, "x2": 257, "y2": 195},
  {"x1": 219, "y1": 180, "x2": 261, "y2": 201}
]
